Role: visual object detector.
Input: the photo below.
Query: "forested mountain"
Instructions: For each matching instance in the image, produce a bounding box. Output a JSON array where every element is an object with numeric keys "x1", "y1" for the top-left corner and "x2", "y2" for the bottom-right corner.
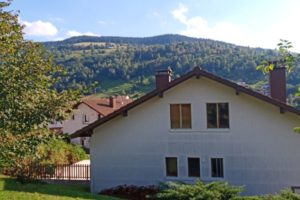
[{"x1": 44, "y1": 34, "x2": 300, "y2": 98}]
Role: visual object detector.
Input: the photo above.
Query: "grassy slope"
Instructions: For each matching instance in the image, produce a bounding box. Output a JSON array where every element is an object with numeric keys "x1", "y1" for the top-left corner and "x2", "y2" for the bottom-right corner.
[
  {"x1": 98, "y1": 77, "x2": 154, "y2": 99},
  {"x1": 0, "y1": 175, "x2": 119, "y2": 200}
]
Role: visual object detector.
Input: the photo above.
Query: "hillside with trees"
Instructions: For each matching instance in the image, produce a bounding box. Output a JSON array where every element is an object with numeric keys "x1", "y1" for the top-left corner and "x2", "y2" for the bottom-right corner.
[{"x1": 44, "y1": 34, "x2": 300, "y2": 98}]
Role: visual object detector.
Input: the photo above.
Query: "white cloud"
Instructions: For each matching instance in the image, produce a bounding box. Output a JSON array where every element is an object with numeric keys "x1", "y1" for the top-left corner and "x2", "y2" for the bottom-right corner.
[
  {"x1": 22, "y1": 20, "x2": 58, "y2": 37},
  {"x1": 97, "y1": 20, "x2": 107, "y2": 25},
  {"x1": 171, "y1": 3, "x2": 188, "y2": 24},
  {"x1": 171, "y1": 3, "x2": 300, "y2": 52},
  {"x1": 171, "y1": 4, "x2": 247, "y2": 46},
  {"x1": 66, "y1": 30, "x2": 100, "y2": 37}
]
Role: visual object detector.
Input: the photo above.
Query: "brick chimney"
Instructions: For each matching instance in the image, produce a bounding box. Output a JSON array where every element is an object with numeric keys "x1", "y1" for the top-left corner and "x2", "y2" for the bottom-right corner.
[
  {"x1": 155, "y1": 68, "x2": 172, "y2": 90},
  {"x1": 269, "y1": 67, "x2": 286, "y2": 102},
  {"x1": 109, "y1": 96, "x2": 117, "y2": 109}
]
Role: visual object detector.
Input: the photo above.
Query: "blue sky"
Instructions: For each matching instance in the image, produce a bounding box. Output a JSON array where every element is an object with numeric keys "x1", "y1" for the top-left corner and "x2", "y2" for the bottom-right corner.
[{"x1": 10, "y1": 0, "x2": 300, "y2": 51}]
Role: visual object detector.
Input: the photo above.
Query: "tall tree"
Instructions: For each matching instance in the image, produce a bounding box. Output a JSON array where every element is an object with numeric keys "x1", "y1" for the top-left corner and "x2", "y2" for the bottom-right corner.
[{"x1": 0, "y1": 0, "x2": 80, "y2": 180}]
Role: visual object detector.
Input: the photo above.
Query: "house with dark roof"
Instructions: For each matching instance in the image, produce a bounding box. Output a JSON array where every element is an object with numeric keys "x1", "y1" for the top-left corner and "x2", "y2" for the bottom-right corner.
[
  {"x1": 72, "y1": 67, "x2": 300, "y2": 195},
  {"x1": 62, "y1": 95, "x2": 132, "y2": 148}
]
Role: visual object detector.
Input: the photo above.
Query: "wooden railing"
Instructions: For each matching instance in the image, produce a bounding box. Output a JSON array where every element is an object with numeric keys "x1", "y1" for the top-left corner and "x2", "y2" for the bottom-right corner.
[{"x1": 33, "y1": 164, "x2": 90, "y2": 180}]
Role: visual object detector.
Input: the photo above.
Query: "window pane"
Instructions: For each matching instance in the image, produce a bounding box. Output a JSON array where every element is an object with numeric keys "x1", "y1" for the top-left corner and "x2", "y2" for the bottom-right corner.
[
  {"x1": 166, "y1": 157, "x2": 178, "y2": 177},
  {"x1": 207, "y1": 103, "x2": 217, "y2": 128},
  {"x1": 188, "y1": 158, "x2": 200, "y2": 177},
  {"x1": 181, "y1": 104, "x2": 191, "y2": 128},
  {"x1": 170, "y1": 104, "x2": 180, "y2": 129},
  {"x1": 211, "y1": 158, "x2": 224, "y2": 178},
  {"x1": 218, "y1": 103, "x2": 229, "y2": 128},
  {"x1": 218, "y1": 158, "x2": 224, "y2": 177}
]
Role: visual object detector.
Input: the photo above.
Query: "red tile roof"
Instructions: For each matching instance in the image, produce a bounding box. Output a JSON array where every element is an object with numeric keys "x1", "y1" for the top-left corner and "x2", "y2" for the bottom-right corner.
[
  {"x1": 80, "y1": 96, "x2": 132, "y2": 116},
  {"x1": 71, "y1": 67, "x2": 300, "y2": 138}
]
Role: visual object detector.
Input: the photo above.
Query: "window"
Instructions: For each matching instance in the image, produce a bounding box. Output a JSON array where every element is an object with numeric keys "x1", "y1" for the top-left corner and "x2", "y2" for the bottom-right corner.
[
  {"x1": 170, "y1": 104, "x2": 191, "y2": 129},
  {"x1": 207, "y1": 103, "x2": 229, "y2": 128},
  {"x1": 188, "y1": 157, "x2": 200, "y2": 177},
  {"x1": 211, "y1": 158, "x2": 224, "y2": 178},
  {"x1": 80, "y1": 137, "x2": 85, "y2": 146},
  {"x1": 165, "y1": 157, "x2": 178, "y2": 177},
  {"x1": 82, "y1": 114, "x2": 89, "y2": 123}
]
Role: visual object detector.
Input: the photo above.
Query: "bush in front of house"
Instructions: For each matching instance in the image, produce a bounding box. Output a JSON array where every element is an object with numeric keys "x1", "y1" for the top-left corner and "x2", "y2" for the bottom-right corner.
[
  {"x1": 99, "y1": 180, "x2": 300, "y2": 200},
  {"x1": 36, "y1": 139, "x2": 88, "y2": 165},
  {"x1": 2, "y1": 137, "x2": 88, "y2": 182},
  {"x1": 233, "y1": 189, "x2": 300, "y2": 200},
  {"x1": 99, "y1": 184, "x2": 159, "y2": 200},
  {"x1": 156, "y1": 181, "x2": 300, "y2": 200},
  {"x1": 156, "y1": 180, "x2": 242, "y2": 200}
]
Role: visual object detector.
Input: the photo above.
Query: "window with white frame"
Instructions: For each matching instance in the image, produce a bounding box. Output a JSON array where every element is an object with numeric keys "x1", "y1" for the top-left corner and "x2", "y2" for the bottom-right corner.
[
  {"x1": 165, "y1": 157, "x2": 178, "y2": 177},
  {"x1": 211, "y1": 158, "x2": 224, "y2": 178},
  {"x1": 170, "y1": 104, "x2": 191, "y2": 129},
  {"x1": 207, "y1": 103, "x2": 229, "y2": 128},
  {"x1": 188, "y1": 157, "x2": 200, "y2": 177}
]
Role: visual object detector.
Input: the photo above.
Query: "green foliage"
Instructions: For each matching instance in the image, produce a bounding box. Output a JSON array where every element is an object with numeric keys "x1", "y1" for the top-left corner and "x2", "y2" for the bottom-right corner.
[
  {"x1": 0, "y1": 0, "x2": 81, "y2": 181},
  {"x1": 155, "y1": 180, "x2": 300, "y2": 200},
  {"x1": 0, "y1": 130, "x2": 63, "y2": 180},
  {"x1": 0, "y1": 132, "x2": 88, "y2": 181},
  {"x1": 155, "y1": 180, "x2": 242, "y2": 200},
  {"x1": 48, "y1": 36, "x2": 300, "y2": 98},
  {"x1": 256, "y1": 39, "x2": 299, "y2": 74},
  {"x1": 0, "y1": 1, "x2": 80, "y2": 135},
  {"x1": 36, "y1": 139, "x2": 88, "y2": 165},
  {"x1": 44, "y1": 35, "x2": 300, "y2": 98}
]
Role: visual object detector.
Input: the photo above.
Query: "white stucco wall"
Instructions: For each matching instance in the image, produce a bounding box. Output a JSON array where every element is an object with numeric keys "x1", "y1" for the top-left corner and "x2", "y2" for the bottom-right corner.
[
  {"x1": 90, "y1": 77, "x2": 300, "y2": 195},
  {"x1": 63, "y1": 103, "x2": 99, "y2": 148}
]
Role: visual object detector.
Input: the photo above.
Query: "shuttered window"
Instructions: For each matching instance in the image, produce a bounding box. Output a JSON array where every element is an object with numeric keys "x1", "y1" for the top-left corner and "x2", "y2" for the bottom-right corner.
[{"x1": 170, "y1": 104, "x2": 191, "y2": 129}]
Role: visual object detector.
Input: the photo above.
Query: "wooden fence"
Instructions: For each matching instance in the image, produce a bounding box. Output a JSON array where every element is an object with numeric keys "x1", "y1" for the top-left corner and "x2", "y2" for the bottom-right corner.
[{"x1": 33, "y1": 164, "x2": 90, "y2": 180}]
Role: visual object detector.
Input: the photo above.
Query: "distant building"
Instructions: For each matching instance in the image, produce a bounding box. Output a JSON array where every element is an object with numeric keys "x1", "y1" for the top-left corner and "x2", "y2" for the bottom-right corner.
[{"x1": 49, "y1": 96, "x2": 132, "y2": 149}]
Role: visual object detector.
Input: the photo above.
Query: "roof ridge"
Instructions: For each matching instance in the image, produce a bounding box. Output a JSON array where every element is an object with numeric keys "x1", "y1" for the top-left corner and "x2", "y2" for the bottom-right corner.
[{"x1": 71, "y1": 67, "x2": 300, "y2": 138}]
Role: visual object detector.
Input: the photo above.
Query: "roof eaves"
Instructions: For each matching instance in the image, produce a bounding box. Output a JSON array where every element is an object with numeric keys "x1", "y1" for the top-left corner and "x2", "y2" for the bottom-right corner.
[{"x1": 71, "y1": 67, "x2": 300, "y2": 138}]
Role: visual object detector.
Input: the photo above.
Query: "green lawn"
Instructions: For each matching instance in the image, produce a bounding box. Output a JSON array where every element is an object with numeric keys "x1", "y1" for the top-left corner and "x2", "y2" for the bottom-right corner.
[{"x1": 0, "y1": 174, "x2": 119, "y2": 200}]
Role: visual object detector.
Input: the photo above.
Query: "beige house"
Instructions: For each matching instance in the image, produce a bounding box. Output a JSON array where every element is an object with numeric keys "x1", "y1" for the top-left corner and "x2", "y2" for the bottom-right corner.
[
  {"x1": 72, "y1": 67, "x2": 300, "y2": 195},
  {"x1": 50, "y1": 96, "x2": 132, "y2": 149}
]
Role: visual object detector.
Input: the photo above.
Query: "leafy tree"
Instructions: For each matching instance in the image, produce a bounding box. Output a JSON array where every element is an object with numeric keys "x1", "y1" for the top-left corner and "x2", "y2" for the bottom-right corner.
[
  {"x1": 0, "y1": 0, "x2": 81, "y2": 180},
  {"x1": 256, "y1": 39, "x2": 300, "y2": 133},
  {"x1": 256, "y1": 39, "x2": 299, "y2": 73}
]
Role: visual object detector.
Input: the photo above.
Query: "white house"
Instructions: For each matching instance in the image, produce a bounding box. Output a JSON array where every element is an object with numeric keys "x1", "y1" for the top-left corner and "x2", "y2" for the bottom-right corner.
[
  {"x1": 72, "y1": 67, "x2": 300, "y2": 195},
  {"x1": 50, "y1": 96, "x2": 132, "y2": 149}
]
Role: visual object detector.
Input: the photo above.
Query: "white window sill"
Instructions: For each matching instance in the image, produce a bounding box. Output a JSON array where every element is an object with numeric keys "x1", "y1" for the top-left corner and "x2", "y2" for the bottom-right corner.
[
  {"x1": 165, "y1": 176, "x2": 224, "y2": 183},
  {"x1": 164, "y1": 176, "x2": 180, "y2": 181},
  {"x1": 168, "y1": 129, "x2": 230, "y2": 133},
  {"x1": 204, "y1": 177, "x2": 225, "y2": 181}
]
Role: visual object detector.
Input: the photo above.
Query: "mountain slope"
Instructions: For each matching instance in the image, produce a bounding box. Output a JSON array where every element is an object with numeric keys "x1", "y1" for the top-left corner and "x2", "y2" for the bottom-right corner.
[{"x1": 44, "y1": 34, "x2": 300, "y2": 98}]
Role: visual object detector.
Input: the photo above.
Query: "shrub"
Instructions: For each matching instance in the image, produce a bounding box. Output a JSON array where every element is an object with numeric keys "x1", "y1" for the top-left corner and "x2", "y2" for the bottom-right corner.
[
  {"x1": 2, "y1": 137, "x2": 88, "y2": 182},
  {"x1": 99, "y1": 184, "x2": 159, "y2": 200},
  {"x1": 155, "y1": 180, "x2": 242, "y2": 200},
  {"x1": 99, "y1": 181, "x2": 300, "y2": 200},
  {"x1": 36, "y1": 139, "x2": 88, "y2": 165},
  {"x1": 262, "y1": 189, "x2": 300, "y2": 200}
]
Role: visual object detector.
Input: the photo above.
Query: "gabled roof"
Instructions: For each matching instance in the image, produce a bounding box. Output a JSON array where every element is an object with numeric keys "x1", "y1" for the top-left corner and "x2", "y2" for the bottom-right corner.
[
  {"x1": 71, "y1": 67, "x2": 300, "y2": 138},
  {"x1": 78, "y1": 96, "x2": 132, "y2": 116}
]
